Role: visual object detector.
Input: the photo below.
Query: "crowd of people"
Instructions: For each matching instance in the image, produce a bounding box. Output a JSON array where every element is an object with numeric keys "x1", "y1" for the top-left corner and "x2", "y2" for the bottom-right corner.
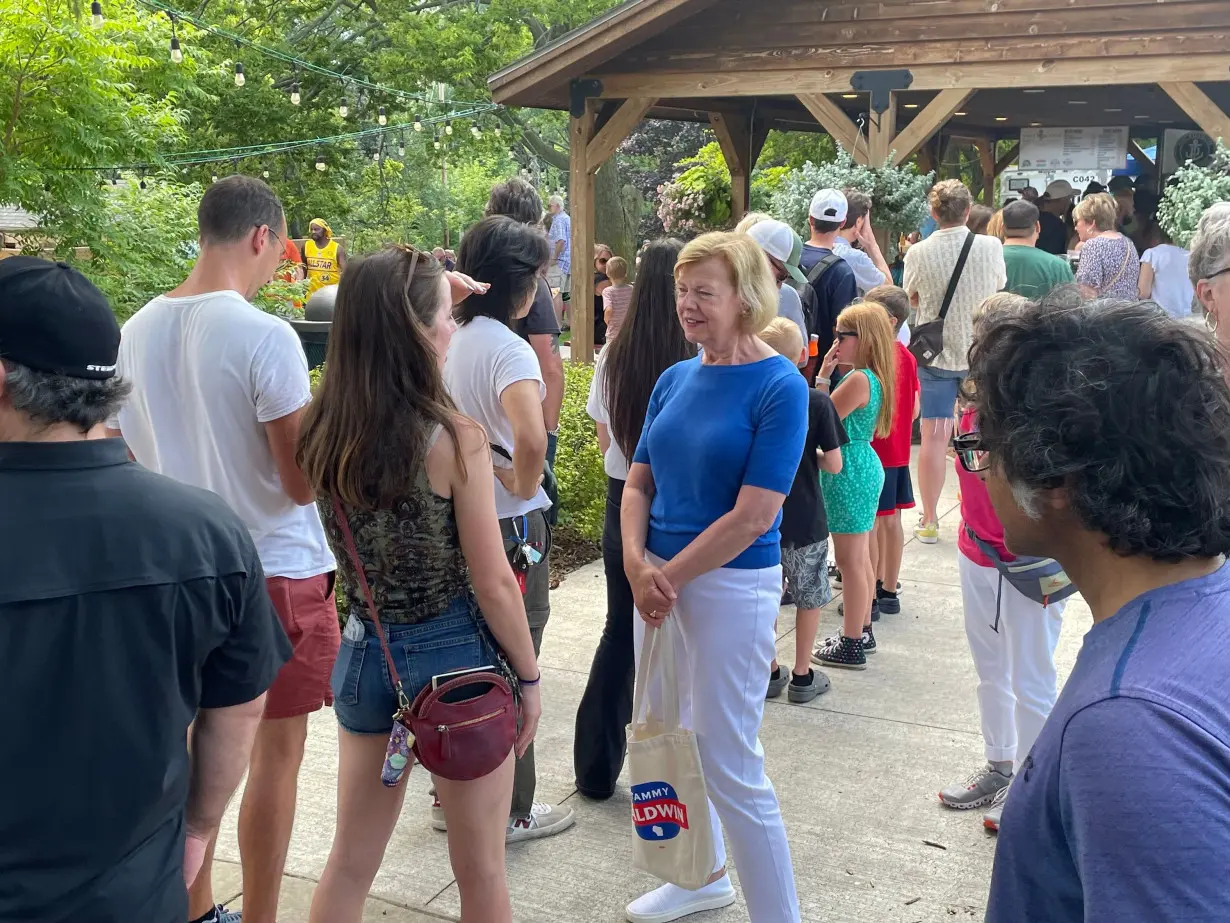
[{"x1": 3, "y1": 163, "x2": 1230, "y2": 923}]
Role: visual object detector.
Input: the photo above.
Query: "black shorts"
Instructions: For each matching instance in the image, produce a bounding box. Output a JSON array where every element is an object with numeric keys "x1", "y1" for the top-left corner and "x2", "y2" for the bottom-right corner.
[{"x1": 877, "y1": 465, "x2": 915, "y2": 518}]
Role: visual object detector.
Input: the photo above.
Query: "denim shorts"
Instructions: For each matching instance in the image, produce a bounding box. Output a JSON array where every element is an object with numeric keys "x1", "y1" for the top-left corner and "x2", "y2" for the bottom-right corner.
[
  {"x1": 330, "y1": 594, "x2": 497, "y2": 735},
  {"x1": 918, "y1": 365, "x2": 967, "y2": 420}
]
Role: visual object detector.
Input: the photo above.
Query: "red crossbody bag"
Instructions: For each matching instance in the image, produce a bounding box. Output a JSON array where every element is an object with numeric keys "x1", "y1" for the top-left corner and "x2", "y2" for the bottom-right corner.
[{"x1": 330, "y1": 495, "x2": 518, "y2": 784}]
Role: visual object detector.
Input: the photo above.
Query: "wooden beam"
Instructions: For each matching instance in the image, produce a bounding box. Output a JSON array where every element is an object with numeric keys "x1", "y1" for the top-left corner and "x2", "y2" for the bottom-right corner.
[
  {"x1": 569, "y1": 101, "x2": 597, "y2": 363},
  {"x1": 868, "y1": 94, "x2": 898, "y2": 166},
  {"x1": 1127, "y1": 138, "x2": 1155, "y2": 169},
  {"x1": 995, "y1": 142, "x2": 1020, "y2": 177},
  {"x1": 596, "y1": 55, "x2": 1230, "y2": 98},
  {"x1": 796, "y1": 93, "x2": 865, "y2": 162},
  {"x1": 891, "y1": 89, "x2": 974, "y2": 166},
  {"x1": 586, "y1": 96, "x2": 657, "y2": 172},
  {"x1": 1160, "y1": 81, "x2": 1230, "y2": 143},
  {"x1": 978, "y1": 139, "x2": 996, "y2": 205},
  {"x1": 708, "y1": 111, "x2": 753, "y2": 221}
]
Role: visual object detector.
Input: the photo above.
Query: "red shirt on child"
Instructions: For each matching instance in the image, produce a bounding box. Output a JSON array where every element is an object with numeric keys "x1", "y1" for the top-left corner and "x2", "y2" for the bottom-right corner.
[{"x1": 871, "y1": 341, "x2": 919, "y2": 468}]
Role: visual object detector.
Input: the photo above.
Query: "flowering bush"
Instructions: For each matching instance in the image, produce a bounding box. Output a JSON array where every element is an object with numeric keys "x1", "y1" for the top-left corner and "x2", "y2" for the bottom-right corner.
[
  {"x1": 770, "y1": 148, "x2": 933, "y2": 259},
  {"x1": 656, "y1": 142, "x2": 732, "y2": 236},
  {"x1": 1159, "y1": 142, "x2": 1230, "y2": 249}
]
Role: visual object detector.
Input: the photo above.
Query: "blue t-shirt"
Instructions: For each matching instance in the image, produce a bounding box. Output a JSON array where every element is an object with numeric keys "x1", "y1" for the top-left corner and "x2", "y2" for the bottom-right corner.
[
  {"x1": 632, "y1": 354, "x2": 807, "y2": 569},
  {"x1": 987, "y1": 562, "x2": 1230, "y2": 923}
]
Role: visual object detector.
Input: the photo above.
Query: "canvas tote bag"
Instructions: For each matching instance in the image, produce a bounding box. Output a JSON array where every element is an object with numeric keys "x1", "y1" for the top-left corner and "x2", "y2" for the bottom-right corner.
[{"x1": 626, "y1": 620, "x2": 716, "y2": 890}]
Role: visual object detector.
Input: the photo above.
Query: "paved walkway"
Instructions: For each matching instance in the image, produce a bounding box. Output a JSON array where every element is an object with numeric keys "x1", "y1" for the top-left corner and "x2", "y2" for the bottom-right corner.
[{"x1": 214, "y1": 456, "x2": 1090, "y2": 921}]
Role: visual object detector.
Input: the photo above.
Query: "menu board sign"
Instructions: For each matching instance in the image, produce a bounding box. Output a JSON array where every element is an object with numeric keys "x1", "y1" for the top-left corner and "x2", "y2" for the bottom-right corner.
[{"x1": 1019, "y1": 127, "x2": 1128, "y2": 171}]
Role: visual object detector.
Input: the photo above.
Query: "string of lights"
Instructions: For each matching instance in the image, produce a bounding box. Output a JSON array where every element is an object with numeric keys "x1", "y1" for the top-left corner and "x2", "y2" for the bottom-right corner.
[
  {"x1": 53, "y1": 104, "x2": 502, "y2": 173},
  {"x1": 113, "y1": 0, "x2": 499, "y2": 114}
]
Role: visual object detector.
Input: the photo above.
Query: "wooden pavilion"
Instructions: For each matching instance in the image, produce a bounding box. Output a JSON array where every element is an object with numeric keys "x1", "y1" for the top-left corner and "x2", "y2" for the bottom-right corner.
[{"x1": 489, "y1": 0, "x2": 1230, "y2": 358}]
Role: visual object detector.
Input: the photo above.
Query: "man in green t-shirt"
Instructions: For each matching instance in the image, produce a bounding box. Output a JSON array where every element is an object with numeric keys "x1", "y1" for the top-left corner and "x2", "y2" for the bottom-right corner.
[{"x1": 1002, "y1": 200, "x2": 1076, "y2": 298}]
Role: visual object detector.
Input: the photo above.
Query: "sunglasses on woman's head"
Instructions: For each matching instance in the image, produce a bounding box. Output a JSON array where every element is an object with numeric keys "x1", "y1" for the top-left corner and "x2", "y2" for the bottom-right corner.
[{"x1": 952, "y1": 432, "x2": 990, "y2": 473}]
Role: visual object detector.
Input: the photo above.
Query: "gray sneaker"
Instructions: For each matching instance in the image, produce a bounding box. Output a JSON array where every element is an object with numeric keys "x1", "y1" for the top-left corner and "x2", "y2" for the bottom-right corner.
[
  {"x1": 939, "y1": 763, "x2": 1012, "y2": 809},
  {"x1": 506, "y1": 801, "x2": 576, "y2": 843},
  {"x1": 983, "y1": 782, "x2": 1011, "y2": 832},
  {"x1": 787, "y1": 669, "x2": 831, "y2": 703}
]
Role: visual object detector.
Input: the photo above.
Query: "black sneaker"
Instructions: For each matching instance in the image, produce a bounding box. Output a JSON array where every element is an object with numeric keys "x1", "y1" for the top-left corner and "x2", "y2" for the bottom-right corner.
[
  {"x1": 862, "y1": 625, "x2": 877, "y2": 654},
  {"x1": 838, "y1": 599, "x2": 880, "y2": 622},
  {"x1": 812, "y1": 635, "x2": 867, "y2": 670},
  {"x1": 780, "y1": 586, "x2": 795, "y2": 607},
  {"x1": 877, "y1": 589, "x2": 901, "y2": 615}
]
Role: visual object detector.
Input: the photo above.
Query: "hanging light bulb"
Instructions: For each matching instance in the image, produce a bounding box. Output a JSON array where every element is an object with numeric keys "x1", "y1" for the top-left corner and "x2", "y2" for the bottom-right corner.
[
  {"x1": 139, "y1": 178, "x2": 147, "y2": 189},
  {"x1": 377, "y1": 106, "x2": 387, "y2": 126},
  {"x1": 234, "y1": 62, "x2": 245, "y2": 87},
  {"x1": 339, "y1": 97, "x2": 349, "y2": 118},
  {"x1": 494, "y1": 125, "x2": 502, "y2": 136},
  {"x1": 91, "y1": 1, "x2": 103, "y2": 27},
  {"x1": 170, "y1": 35, "x2": 182, "y2": 63},
  {"x1": 445, "y1": 121, "x2": 453, "y2": 136},
  {"x1": 315, "y1": 149, "x2": 327, "y2": 172},
  {"x1": 433, "y1": 135, "x2": 441, "y2": 151},
  {"x1": 413, "y1": 113, "x2": 423, "y2": 132},
  {"x1": 290, "y1": 81, "x2": 300, "y2": 106},
  {"x1": 211, "y1": 172, "x2": 219, "y2": 183},
  {"x1": 471, "y1": 124, "x2": 482, "y2": 138},
  {"x1": 262, "y1": 166, "x2": 270, "y2": 179},
  {"x1": 398, "y1": 134, "x2": 406, "y2": 157}
]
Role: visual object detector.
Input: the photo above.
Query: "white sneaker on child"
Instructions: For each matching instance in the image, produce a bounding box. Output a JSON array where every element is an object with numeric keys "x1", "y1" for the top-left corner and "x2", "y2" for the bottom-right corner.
[{"x1": 626, "y1": 875, "x2": 736, "y2": 923}]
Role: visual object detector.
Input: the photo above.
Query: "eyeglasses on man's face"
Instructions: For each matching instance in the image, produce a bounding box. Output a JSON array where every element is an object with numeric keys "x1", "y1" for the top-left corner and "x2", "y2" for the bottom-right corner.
[{"x1": 952, "y1": 431, "x2": 989, "y2": 473}]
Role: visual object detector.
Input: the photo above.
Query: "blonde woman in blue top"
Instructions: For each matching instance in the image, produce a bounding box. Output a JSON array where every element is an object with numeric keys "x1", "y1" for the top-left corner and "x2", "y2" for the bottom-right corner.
[
  {"x1": 622, "y1": 232, "x2": 807, "y2": 923},
  {"x1": 814, "y1": 301, "x2": 897, "y2": 670}
]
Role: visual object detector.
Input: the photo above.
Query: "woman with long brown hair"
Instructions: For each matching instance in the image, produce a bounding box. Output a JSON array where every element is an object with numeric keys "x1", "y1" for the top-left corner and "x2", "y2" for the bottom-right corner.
[
  {"x1": 813, "y1": 300, "x2": 897, "y2": 670},
  {"x1": 573, "y1": 237, "x2": 692, "y2": 801},
  {"x1": 299, "y1": 246, "x2": 541, "y2": 923}
]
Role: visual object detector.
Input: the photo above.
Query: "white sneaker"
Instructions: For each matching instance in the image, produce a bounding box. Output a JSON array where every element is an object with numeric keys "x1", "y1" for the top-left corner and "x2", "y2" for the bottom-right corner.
[
  {"x1": 626, "y1": 875, "x2": 736, "y2": 923},
  {"x1": 506, "y1": 801, "x2": 576, "y2": 843}
]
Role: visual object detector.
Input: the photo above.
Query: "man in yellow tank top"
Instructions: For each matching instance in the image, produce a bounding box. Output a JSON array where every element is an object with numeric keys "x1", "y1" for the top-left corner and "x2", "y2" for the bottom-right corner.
[{"x1": 303, "y1": 218, "x2": 346, "y2": 295}]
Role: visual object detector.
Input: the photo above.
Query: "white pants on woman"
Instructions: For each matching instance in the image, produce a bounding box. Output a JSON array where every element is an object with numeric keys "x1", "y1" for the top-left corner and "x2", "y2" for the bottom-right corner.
[
  {"x1": 635, "y1": 555, "x2": 800, "y2": 923},
  {"x1": 959, "y1": 553, "x2": 1065, "y2": 765}
]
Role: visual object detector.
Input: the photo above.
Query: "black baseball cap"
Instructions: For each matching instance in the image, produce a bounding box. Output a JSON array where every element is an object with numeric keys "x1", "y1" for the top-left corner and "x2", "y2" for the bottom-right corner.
[
  {"x1": 1002, "y1": 199, "x2": 1041, "y2": 230},
  {"x1": 0, "y1": 256, "x2": 120, "y2": 379}
]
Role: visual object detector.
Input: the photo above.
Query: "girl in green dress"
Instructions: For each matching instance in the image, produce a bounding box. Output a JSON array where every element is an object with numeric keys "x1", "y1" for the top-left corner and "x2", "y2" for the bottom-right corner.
[{"x1": 814, "y1": 301, "x2": 898, "y2": 670}]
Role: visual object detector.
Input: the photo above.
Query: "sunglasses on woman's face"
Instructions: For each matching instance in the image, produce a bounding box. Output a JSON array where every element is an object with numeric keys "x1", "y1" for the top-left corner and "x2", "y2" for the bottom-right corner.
[
  {"x1": 952, "y1": 431, "x2": 990, "y2": 473},
  {"x1": 835, "y1": 330, "x2": 859, "y2": 342}
]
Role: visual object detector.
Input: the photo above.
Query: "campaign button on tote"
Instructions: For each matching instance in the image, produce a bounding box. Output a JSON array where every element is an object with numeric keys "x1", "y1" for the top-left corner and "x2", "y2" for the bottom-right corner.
[{"x1": 632, "y1": 781, "x2": 691, "y2": 840}]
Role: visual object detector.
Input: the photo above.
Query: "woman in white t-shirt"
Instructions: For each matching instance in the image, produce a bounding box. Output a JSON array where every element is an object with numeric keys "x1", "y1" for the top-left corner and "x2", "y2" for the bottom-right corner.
[
  {"x1": 444, "y1": 216, "x2": 575, "y2": 839},
  {"x1": 574, "y1": 238, "x2": 691, "y2": 800},
  {"x1": 1140, "y1": 236, "x2": 1196, "y2": 318}
]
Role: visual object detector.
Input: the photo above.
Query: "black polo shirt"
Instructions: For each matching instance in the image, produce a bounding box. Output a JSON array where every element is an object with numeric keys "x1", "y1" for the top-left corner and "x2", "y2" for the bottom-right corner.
[{"x1": 0, "y1": 439, "x2": 290, "y2": 923}]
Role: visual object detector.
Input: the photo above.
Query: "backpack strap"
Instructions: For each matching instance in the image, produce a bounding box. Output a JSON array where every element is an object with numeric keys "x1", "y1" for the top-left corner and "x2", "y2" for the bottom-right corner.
[
  {"x1": 806, "y1": 252, "x2": 842, "y2": 287},
  {"x1": 937, "y1": 232, "x2": 976, "y2": 323}
]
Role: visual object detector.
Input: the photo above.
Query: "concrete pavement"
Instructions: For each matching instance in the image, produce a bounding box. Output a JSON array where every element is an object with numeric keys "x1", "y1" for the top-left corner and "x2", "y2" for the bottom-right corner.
[{"x1": 214, "y1": 457, "x2": 1091, "y2": 921}]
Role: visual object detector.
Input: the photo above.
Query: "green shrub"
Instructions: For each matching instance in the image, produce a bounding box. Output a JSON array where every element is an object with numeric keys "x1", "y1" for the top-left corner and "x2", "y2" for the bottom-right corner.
[
  {"x1": 1159, "y1": 141, "x2": 1230, "y2": 249},
  {"x1": 553, "y1": 361, "x2": 606, "y2": 541}
]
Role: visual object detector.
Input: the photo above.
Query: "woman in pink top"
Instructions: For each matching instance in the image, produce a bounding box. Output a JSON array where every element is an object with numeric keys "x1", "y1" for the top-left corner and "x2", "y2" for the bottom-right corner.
[
  {"x1": 938, "y1": 294, "x2": 1066, "y2": 834},
  {"x1": 602, "y1": 256, "x2": 634, "y2": 342}
]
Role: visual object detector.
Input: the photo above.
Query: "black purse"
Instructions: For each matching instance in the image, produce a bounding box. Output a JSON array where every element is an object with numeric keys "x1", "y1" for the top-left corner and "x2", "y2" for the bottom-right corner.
[{"x1": 909, "y1": 231, "x2": 976, "y2": 367}]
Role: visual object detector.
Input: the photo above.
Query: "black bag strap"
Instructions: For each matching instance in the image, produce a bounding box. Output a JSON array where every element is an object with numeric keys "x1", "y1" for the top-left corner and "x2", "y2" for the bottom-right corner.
[
  {"x1": 938, "y1": 232, "x2": 976, "y2": 323},
  {"x1": 806, "y1": 252, "x2": 842, "y2": 287}
]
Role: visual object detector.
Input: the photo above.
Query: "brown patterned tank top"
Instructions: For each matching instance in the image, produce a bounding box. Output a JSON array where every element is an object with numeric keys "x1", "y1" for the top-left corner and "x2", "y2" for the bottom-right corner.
[{"x1": 318, "y1": 446, "x2": 469, "y2": 625}]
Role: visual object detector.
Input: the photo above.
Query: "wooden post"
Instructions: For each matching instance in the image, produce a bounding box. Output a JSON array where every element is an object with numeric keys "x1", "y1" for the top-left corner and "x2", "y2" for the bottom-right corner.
[
  {"x1": 569, "y1": 101, "x2": 597, "y2": 362},
  {"x1": 709, "y1": 110, "x2": 753, "y2": 222},
  {"x1": 978, "y1": 138, "x2": 996, "y2": 204},
  {"x1": 867, "y1": 93, "x2": 898, "y2": 166}
]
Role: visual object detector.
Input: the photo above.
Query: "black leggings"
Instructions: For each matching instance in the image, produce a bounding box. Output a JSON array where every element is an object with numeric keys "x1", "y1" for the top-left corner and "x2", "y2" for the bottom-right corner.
[{"x1": 572, "y1": 477, "x2": 635, "y2": 798}]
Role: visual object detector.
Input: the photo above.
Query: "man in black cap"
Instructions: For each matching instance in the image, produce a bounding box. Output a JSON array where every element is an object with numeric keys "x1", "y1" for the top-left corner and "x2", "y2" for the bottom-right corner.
[
  {"x1": 1001, "y1": 200, "x2": 1076, "y2": 299},
  {"x1": 0, "y1": 256, "x2": 291, "y2": 923}
]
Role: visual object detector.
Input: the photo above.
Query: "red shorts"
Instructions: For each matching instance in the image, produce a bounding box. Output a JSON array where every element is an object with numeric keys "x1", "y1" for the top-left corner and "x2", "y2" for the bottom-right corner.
[{"x1": 264, "y1": 573, "x2": 341, "y2": 720}]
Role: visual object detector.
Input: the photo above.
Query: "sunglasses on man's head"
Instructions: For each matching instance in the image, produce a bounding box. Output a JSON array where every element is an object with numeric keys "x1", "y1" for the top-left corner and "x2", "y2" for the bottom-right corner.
[{"x1": 952, "y1": 432, "x2": 990, "y2": 473}]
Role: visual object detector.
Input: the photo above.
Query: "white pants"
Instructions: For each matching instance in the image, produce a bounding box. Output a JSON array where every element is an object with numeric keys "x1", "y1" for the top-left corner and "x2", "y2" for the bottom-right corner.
[
  {"x1": 635, "y1": 557, "x2": 800, "y2": 923},
  {"x1": 958, "y1": 554, "x2": 1065, "y2": 765}
]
